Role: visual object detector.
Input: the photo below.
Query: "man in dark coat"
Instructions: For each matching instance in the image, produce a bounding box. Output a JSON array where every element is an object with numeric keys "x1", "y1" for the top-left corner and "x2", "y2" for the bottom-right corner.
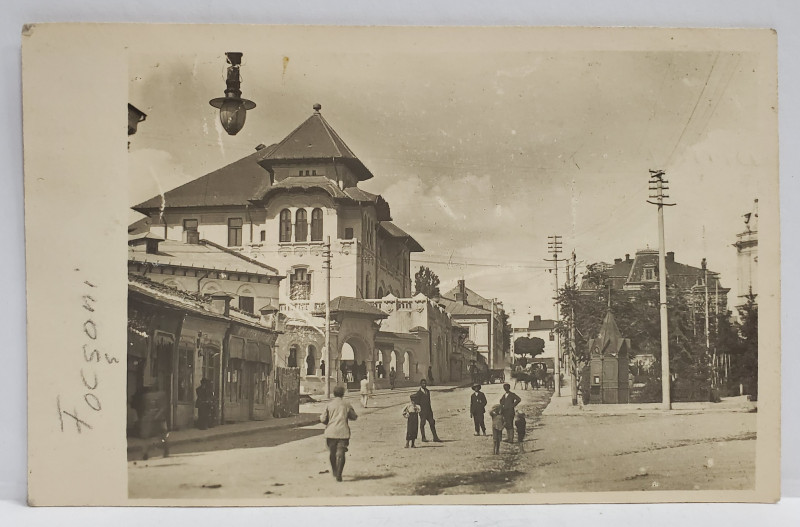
[
  {"x1": 469, "y1": 384, "x2": 488, "y2": 435},
  {"x1": 415, "y1": 379, "x2": 442, "y2": 442},
  {"x1": 499, "y1": 383, "x2": 521, "y2": 442}
]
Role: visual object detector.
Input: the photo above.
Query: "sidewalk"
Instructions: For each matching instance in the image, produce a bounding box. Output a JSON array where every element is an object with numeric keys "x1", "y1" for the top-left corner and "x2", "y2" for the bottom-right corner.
[
  {"x1": 542, "y1": 391, "x2": 756, "y2": 416},
  {"x1": 127, "y1": 412, "x2": 321, "y2": 455}
]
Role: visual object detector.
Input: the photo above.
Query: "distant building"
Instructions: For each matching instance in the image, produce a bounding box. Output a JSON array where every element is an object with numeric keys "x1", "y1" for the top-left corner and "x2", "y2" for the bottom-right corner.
[
  {"x1": 734, "y1": 199, "x2": 758, "y2": 305},
  {"x1": 438, "y1": 280, "x2": 506, "y2": 369},
  {"x1": 510, "y1": 315, "x2": 558, "y2": 370}
]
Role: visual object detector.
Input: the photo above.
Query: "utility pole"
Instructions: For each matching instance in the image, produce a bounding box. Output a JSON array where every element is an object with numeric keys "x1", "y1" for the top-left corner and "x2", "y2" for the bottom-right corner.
[
  {"x1": 489, "y1": 298, "x2": 495, "y2": 370},
  {"x1": 647, "y1": 170, "x2": 676, "y2": 410},
  {"x1": 323, "y1": 236, "x2": 332, "y2": 399},
  {"x1": 569, "y1": 250, "x2": 578, "y2": 406},
  {"x1": 545, "y1": 235, "x2": 565, "y2": 397}
]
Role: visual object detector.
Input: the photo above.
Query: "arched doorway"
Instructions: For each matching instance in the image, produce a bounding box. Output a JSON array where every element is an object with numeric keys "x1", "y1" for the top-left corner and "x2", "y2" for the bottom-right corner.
[
  {"x1": 403, "y1": 351, "x2": 411, "y2": 380},
  {"x1": 389, "y1": 350, "x2": 397, "y2": 372},
  {"x1": 339, "y1": 338, "x2": 370, "y2": 390},
  {"x1": 288, "y1": 345, "x2": 299, "y2": 368}
]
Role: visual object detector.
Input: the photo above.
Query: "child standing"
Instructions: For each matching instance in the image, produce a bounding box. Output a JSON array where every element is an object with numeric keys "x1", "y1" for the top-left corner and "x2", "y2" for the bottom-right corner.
[
  {"x1": 489, "y1": 404, "x2": 504, "y2": 455},
  {"x1": 403, "y1": 394, "x2": 421, "y2": 448},
  {"x1": 514, "y1": 411, "x2": 527, "y2": 451}
]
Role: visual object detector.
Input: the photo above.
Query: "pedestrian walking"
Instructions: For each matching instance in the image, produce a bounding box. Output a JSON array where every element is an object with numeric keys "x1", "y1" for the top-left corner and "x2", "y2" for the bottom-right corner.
[
  {"x1": 319, "y1": 359, "x2": 326, "y2": 377},
  {"x1": 415, "y1": 379, "x2": 442, "y2": 442},
  {"x1": 389, "y1": 367, "x2": 397, "y2": 390},
  {"x1": 134, "y1": 387, "x2": 170, "y2": 460},
  {"x1": 402, "y1": 394, "x2": 421, "y2": 448},
  {"x1": 360, "y1": 376, "x2": 370, "y2": 408},
  {"x1": 489, "y1": 404, "x2": 504, "y2": 455},
  {"x1": 469, "y1": 383, "x2": 487, "y2": 436},
  {"x1": 514, "y1": 411, "x2": 527, "y2": 451},
  {"x1": 499, "y1": 383, "x2": 521, "y2": 443},
  {"x1": 320, "y1": 385, "x2": 358, "y2": 482},
  {"x1": 195, "y1": 378, "x2": 214, "y2": 430}
]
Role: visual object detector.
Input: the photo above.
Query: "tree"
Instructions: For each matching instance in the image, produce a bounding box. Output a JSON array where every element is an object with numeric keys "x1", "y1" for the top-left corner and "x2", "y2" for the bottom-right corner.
[
  {"x1": 514, "y1": 336, "x2": 545, "y2": 359},
  {"x1": 555, "y1": 263, "x2": 726, "y2": 403},
  {"x1": 734, "y1": 293, "x2": 758, "y2": 399},
  {"x1": 414, "y1": 266, "x2": 441, "y2": 298}
]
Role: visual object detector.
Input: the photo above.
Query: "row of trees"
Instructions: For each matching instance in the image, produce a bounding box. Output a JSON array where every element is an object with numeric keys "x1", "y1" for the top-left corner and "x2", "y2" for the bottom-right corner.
[{"x1": 554, "y1": 264, "x2": 758, "y2": 402}]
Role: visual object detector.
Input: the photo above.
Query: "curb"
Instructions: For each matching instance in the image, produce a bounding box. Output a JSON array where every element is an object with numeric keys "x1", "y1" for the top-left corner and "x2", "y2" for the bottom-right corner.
[{"x1": 127, "y1": 413, "x2": 321, "y2": 454}]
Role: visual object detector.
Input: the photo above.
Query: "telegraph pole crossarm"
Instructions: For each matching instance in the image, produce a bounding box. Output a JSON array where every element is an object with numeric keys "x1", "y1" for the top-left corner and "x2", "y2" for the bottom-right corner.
[{"x1": 544, "y1": 235, "x2": 567, "y2": 398}]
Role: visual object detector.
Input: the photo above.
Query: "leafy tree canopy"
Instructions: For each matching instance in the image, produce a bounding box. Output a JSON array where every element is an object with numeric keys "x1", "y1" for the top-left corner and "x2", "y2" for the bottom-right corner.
[{"x1": 414, "y1": 266, "x2": 441, "y2": 298}]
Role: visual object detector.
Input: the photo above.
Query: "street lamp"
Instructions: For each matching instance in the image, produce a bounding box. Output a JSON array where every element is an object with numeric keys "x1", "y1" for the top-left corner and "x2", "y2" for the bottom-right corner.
[{"x1": 209, "y1": 52, "x2": 256, "y2": 136}]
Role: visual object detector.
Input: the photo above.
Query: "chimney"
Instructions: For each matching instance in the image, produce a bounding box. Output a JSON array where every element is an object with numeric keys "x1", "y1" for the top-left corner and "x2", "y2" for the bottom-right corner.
[
  {"x1": 455, "y1": 279, "x2": 467, "y2": 303},
  {"x1": 667, "y1": 251, "x2": 674, "y2": 262},
  {"x1": 255, "y1": 143, "x2": 267, "y2": 151},
  {"x1": 625, "y1": 254, "x2": 631, "y2": 262},
  {"x1": 209, "y1": 292, "x2": 234, "y2": 316},
  {"x1": 614, "y1": 258, "x2": 622, "y2": 264},
  {"x1": 534, "y1": 315, "x2": 542, "y2": 322}
]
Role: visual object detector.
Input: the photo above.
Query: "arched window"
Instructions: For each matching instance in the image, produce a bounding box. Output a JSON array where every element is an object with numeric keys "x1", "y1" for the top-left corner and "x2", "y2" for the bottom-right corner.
[
  {"x1": 295, "y1": 209, "x2": 308, "y2": 242},
  {"x1": 310, "y1": 208, "x2": 323, "y2": 241},
  {"x1": 288, "y1": 345, "x2": 298, "y2": 368},
  {"x1": 279, "y1": 209, "x2": 292, "y2": 242},
  {"x1": 377, "y1": 286, "x2": 384, "y2": 298},
  {"x1": 364, "y1": 272, "x2": 371, "y2": 299}
]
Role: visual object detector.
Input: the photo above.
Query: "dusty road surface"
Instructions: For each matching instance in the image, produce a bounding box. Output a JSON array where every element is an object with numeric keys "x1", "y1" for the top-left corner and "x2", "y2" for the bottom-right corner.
[{"x1": 128, "y1": 384, "x2": 755, "y2": 499}]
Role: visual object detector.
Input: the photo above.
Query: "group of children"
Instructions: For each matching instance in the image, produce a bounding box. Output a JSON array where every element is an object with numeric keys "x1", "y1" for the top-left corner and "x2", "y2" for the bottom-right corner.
[
  {"x1": 490, "y1": 405, "x2": 526, "y2": 455},
  {"x1": 401, "y1": 388, "x2": 529, "y2": 455}
]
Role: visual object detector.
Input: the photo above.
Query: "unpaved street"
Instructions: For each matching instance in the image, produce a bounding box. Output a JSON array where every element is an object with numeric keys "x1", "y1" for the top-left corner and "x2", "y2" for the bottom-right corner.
[{"x1": 128, "y1": 384, "x2": 755, "y2": 499}]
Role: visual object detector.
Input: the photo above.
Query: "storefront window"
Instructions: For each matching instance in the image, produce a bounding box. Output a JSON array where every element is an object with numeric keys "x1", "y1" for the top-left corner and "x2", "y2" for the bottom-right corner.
[
  {"x1": 177, "y1": 338, "x2": 194, "y2": 403},
  {"x1": 227, "y1": 358, "x2": 244, "y2": 402}
]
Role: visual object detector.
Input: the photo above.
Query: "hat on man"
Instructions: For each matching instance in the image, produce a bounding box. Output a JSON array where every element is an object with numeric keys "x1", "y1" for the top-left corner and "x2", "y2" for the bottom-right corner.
[{"x1": 472, "y1": 383, "x2": 481, "y2": 390}]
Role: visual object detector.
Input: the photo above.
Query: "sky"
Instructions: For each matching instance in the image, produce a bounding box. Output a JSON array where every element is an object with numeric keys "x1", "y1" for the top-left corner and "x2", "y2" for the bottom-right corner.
[{"x1": 129, "y1": 48, "x2": 765, "y2": 327}]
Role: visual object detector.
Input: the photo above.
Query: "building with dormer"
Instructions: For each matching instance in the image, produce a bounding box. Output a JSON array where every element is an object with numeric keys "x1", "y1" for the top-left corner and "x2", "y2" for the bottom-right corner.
[{"x1": 131, "y1": 105, "x2": 473, "y2": 397}]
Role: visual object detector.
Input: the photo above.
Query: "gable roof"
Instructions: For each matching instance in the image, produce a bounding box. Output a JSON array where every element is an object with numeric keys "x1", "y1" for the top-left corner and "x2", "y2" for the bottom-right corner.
[
  {"x1": 133, "y1": 147, "x2": 276, "y2": 212},
  {"x1": 581, "y1": 249, "x2": 727, "y2": 292},
  {"x1": 378, "y1": 221, "x2": 424, "y2": 252},
  {"x1": 314, "y1": 296, "x2": 388, "y2": 318},
  {"x1": 257, "y1": 107, "x2": 374, "y2": 181},
  {"x1": 589, "y1": 310, "x2": 629, "y2": 357},
  {"x1": 441, "y1": 284, "x2": 494, "y2": 311},
  {"x1": 128, "y1": 238, "x2": 281, "y2": 276},
  {"x1": 437, "y1": 297, "x2": 490, "y2": 317}
]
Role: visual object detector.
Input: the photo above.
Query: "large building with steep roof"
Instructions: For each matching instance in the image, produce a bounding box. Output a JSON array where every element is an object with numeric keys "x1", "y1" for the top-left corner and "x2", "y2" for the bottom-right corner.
[
  {"x1": 131, "y1": 105, "x2": 463, "y2": 398},
  {"x1": 133, "y1": 104, "x2": 423, "y2": 307}
]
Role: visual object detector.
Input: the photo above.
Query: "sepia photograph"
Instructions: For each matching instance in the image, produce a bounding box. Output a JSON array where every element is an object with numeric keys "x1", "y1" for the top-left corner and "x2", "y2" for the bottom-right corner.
[
  {"x1": 21, "y1": 23, "x2": 781, "y2": 508},
  {"x1": 123, "y1": 29, "x2": 774, "y2": 501}
]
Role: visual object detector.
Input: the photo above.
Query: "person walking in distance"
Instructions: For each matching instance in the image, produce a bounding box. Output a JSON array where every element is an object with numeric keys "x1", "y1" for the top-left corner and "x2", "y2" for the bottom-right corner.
[
  {"x1": 469, "y1": 383, "x2": 488, "y2": 436},
  {"x1": 415, "y1": 379, "x2": 442, "y2": 442},
  {"x1": 499, "y1": 383, "x2": 521, "y2": 443},
  {"x1": 402, "y1": 394, "x2": 421, "y2": 448},
  {"x1": 320, "y1": 385, "x2": 358, "y2": 482},
  {"x1": 489, "y1": 404, "x2": 504, "y2": 455},
  {"x1": 360, "y1": 375, "x2": 370, "y2": 408},
  {"x1": 389, "y1": 366, "x2": 397, "y2": 390}
]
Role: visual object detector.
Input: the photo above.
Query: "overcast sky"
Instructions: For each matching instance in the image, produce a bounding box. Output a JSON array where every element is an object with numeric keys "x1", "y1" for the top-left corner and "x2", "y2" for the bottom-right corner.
[{"x1": 129, "y1": 47, "x2": 764, "y2": 326}]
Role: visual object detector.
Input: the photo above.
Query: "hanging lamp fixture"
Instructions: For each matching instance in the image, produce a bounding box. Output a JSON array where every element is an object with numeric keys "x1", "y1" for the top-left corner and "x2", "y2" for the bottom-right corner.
[{"x1": 209, "y1": 52, "x2": 256, "y2": 136}]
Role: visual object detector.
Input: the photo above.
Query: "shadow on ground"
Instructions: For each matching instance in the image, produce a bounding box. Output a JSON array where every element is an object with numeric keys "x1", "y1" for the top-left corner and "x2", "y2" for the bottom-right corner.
[{"x1": 413, "y1": 469, "x2": 526, "y2": 495}]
